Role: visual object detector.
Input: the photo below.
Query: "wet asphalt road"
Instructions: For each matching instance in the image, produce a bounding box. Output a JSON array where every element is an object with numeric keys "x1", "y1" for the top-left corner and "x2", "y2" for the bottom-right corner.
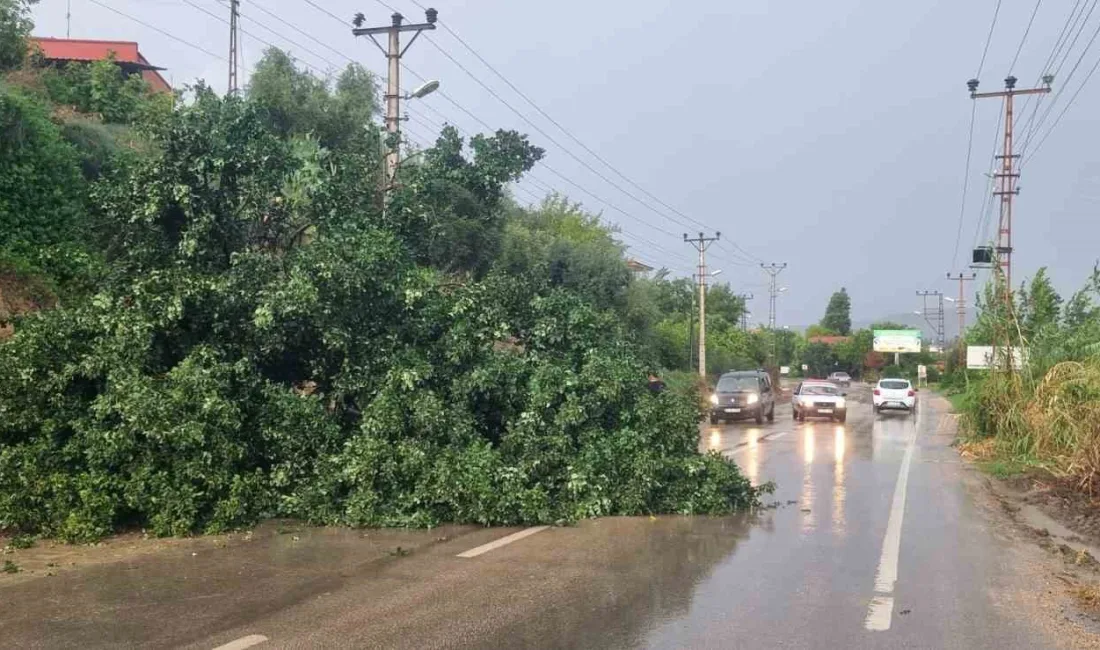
[{"x1": 0, "y1": 385, "x2": 1067, "y2": 649}]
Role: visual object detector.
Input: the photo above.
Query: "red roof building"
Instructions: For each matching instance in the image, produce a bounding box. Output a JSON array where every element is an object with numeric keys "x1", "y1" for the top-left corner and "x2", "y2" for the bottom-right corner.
[
  {"x1": 808, "y1": 335, "x2": 850, "y2": 346},
  {"x1": 29, "y1": 37, "x2": 171, "y2": 93}
]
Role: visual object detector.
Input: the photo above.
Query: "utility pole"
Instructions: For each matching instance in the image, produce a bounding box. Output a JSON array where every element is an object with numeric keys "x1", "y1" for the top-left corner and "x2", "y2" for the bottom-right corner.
[
  {"x1": 761, "y1": 263, "x2": 787, "y2": 364},
  {"x1": 968, "y1": 75, "x2": 1051, "y2": 301},
  {"x1": 353, "y1": 8, "x2": 438, "y2": 187},
  {"x1": 947, "y1": 272, "x2": 977, "y2": 368},
  {"x1": 915, "y1": 290, "x2": 945, "y2": 351},
  {"x1": 66, "y1": 0, "x2": 72, "y2": 38},
  {"x1": 685, "y1": 232, "x2": 721, "y2": 378},
  {"x1": 737, "y1": 293, "x2": 754, "y2": 332},
  {"x1": 227, "y1": 0, "x2": 240, "y2": 95}
]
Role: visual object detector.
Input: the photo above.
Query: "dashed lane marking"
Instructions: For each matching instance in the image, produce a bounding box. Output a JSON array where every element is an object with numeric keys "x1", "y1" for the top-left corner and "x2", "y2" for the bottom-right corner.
[
  {"x1": 456, "y1": 526, "x2": 550, "y2": 558},
  {"x1": 212, "y1": 634, "x2": 268, "y2": 650}
]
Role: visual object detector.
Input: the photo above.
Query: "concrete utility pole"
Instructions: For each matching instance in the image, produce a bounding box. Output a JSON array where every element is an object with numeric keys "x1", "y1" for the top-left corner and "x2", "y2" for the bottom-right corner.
[
  {"x1": 968, "y1": 75, "x2": 1052, "y2": 300},
  {"x1": 685, "y1": 232, "x2": 721, "y2": 378},
  {"x1": 227, "y1": 0, "x2": 240, "y2": 95},
  {"x1": 915, "y1": 290, "x2": 945, "y2": 351},
  {"x1": 737, "y1": 293, "x2": 754, "y2": 332},
  {"x1": 761, "y1": 263, "x2": 787, "y2": 364},
  {"x1": 947, "y1": 272, "x2": 977, "y2": 368},
  {"x1": 353, "y1": 8, "x2": 438, "y2": 187}
]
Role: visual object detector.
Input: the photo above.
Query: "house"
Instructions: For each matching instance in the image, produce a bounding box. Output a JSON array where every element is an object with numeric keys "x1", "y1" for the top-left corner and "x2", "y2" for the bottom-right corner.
[
  {"x1": 626, "y1": 258, "x2": 653, "y2": 276},
  {"x1": 29, "y1": 37, "x2": 171, "y2": 92},
  {"x1": 808, "y1": 335, "x2": 850, "y2": 346}
]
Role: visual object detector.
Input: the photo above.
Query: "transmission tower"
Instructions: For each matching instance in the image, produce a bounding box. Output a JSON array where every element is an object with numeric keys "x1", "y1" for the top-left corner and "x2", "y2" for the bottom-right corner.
[{"x1": 227, "y1": 0, "x2": 240, "y2": 95}]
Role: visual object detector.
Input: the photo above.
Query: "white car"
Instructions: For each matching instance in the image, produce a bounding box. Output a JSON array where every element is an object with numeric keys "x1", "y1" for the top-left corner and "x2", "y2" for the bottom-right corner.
[{"x1": 873, "y1": 378, "x2": 916, "y2": 415}]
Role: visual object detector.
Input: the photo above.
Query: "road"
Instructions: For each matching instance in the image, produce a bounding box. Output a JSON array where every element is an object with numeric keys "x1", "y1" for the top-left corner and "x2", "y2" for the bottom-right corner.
[{"x1": 0, "y1": 385, "x2": 1086, "y2": 649}]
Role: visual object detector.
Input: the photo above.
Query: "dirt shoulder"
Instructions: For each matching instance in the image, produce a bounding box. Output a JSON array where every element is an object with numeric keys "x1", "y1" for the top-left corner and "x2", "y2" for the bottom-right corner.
[{"x1": 943, "y1": 392, "x2": 1100, "y2": 640}]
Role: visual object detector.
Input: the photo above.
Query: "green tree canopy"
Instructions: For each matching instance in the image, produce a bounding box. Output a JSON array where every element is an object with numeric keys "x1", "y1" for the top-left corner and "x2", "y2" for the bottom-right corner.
[
  {"x1": 821, "y1": 287, "x2": 852, "y2": 335},
  {"x1": 247, "y1": 48, "x2": 379, "y2": 152},
  {"x1": 0, "y1": 0, "x2": 35, "y2": 71}
]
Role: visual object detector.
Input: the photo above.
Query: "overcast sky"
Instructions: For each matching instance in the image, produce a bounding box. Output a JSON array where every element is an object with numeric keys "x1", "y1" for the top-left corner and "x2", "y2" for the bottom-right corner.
[{"x1": 30, "y1": 0, "x2": 1100, "y2": 327}]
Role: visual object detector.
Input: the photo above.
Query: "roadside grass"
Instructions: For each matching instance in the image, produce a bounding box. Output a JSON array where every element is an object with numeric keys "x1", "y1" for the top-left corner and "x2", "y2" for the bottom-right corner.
[
  {"x1": 946, "y1": 391, "x2": 968, "y2": 414},
  {"x1": 1072, "y1": 583, "x2": 1100, "y2": 611},
  {"x1": 957, "y1": 436, "x2": 1047, "y2": 480}
]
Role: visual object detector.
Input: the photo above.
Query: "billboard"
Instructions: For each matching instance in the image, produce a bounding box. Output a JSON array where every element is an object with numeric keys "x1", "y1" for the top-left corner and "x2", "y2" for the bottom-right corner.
[
  {"x1": 967, "y1": 346, "x2": 1027, "y2": 370},
  {"x1": 872, "y1": 329, "x2": 922, "y2": 354}
]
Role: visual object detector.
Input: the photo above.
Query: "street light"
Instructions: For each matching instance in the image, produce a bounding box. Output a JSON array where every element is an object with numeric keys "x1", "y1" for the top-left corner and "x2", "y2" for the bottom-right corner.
[
  {"x1": 405, "y1": 79, "x2": 439, "y2": 100},
  {"x1": 711, "y1": 269, "x2": 723, "y2": 278},
  {"x1": 778, "y1": 287, "x2": 788, "y2": 293},
  {"x1": 943, "y1": 296, "x2": 956, "y2": 303}
]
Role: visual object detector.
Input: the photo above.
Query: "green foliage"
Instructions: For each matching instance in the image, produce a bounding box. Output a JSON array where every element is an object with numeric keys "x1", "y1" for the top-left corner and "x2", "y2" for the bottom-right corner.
[
  {"x1": 801, "y1": 341, "x2": 837, "y2": 378},
  {"x1": 957, "y1": 265, "x2": 1100, "y2": 492},
  {"x1": 0, "y1": 87, "x2": 760, "y2": 540},
  {"x1": 0, "y1": 83, "x2": 94, "y2": 293},
  {"x1": 805, "y1": 323, "x2": 838, "y2": 338},
  {"x1": 497, "y1": 194, "x2": 630, "y2": 309},
  {"x1": 0, "y1": 0, "x2": 35, "y2": 71},
  {"x1": 821, "y1": 287, "x2": 852, "y2": 335},
  {"x1": 37, "y1": 57, "x2": 172, "y2": 125},
  {"x1": 247, "y1": 48, "x2": 379, "y2": 152}
]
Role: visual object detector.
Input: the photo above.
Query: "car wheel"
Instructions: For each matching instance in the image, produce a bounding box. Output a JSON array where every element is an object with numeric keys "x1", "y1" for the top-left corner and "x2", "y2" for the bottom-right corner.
[
  {"x1": 755, "y1": 409, "x2": 764, "y2": 425},
  {"x1": 836, "y1": 413, "x2": 847, "y2": 424},
  {"x1": 709, "y1": 413, "x2": 719, "y2": 425},
  {"x1": 767, "y1": 403, "x2": 775, "y2": 423}
]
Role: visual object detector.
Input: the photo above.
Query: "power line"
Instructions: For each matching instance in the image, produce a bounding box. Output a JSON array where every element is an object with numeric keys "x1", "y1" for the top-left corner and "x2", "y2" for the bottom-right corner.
[
  {"x1": 975, "y1": 0, "x2": 1003, "y2": 78},
  {"x1": 404, "y1": 0, "x2": 719, "y2": 235},
  {"x1": 1009, "y1": 0, "x2": 1044, "y2": 73},
  {"x1": 972, "y1": 98, "x2": 1004, "y2": 252},
  {"x1": 951, "y1": 100, "x2": 979, "y2": 268},
  {"x1": 180, "y1": 0, "x2": 334, "y2": 74},
  {"x1": 1015, "y1": 0, "x2": 1088, "y2": 144},
  {"x1": 390, "y1": 1, "x2": 753, "y2": 259},
  {"x1": 1023, "y1": 49, "x2": 1100, "y2": 164},
  {"x1": 86, "y1": 0, "x2": 224, "y2": 60},
  {"x1": 1021, "y1": 7, "x2": 1100, "y2": 155},
  {"x1": 409, "y1": 34, "x2": 712, "y2": 236},
  {"x1": 293, "y1": 0, "x2": 695, "y2": 271},
  {"x1": 1019, "y1": 0, "x2": 1099, "y2": 147}
]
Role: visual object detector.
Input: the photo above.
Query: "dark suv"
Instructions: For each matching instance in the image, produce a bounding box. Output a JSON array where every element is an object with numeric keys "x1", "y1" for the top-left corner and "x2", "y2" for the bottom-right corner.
[{"x1": 709, "y1": 370, "x2": 776, "y2": 425}]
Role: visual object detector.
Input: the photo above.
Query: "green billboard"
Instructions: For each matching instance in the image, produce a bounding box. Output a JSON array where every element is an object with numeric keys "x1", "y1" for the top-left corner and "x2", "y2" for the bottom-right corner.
[{"x1": 872, "y1": 329, "x2": 922, "y2": 354}]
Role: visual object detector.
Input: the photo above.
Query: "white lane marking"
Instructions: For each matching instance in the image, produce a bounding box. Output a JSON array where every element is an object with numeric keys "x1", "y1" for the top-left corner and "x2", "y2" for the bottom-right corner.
[
  {"x1": 457, "y1": 526, "x2": 549, "y2": 558},
  {"x1": 865, "y1": 597, "x2": 894, "y2": 632},
  {"x1": 864, "y1": 407, "x2": 921, "y2": 631},
  {"x1": 212, "y1": 635, "x2": 268, "y2": 650}
]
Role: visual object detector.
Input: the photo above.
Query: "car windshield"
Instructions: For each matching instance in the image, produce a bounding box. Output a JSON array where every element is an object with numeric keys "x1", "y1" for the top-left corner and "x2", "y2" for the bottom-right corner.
[
  {"x1": 801, "y1": 384, "x2": 839, "y2": 396},
  {"x1": 716, "y1": 376, "x2": 759, "y2": 391},
  {"x1": 880, "y1": 380, "x2": 910, "y2": 390}
]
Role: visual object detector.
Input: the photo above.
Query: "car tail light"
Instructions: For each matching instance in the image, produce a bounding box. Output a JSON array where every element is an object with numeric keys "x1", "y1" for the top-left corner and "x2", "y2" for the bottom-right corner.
[
  {"x1": 907, "y1": 389, "x2": 915, "y2": 397},
  {"x1": 873, "y1": 389, "x2": 880, "y2": 396}
]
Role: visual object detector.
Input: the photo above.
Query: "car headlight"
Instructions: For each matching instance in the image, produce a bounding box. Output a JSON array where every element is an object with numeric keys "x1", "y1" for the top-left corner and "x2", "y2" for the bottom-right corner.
[
  {"x1": 747, "y1": 393, "x2": 759, "y2": 405},
  {"x1": 710, "y1": 393, "x2": 719, "y2": 405},
  {"x1": 835, "y1": 398, "x2": 846, "y2": 409}
]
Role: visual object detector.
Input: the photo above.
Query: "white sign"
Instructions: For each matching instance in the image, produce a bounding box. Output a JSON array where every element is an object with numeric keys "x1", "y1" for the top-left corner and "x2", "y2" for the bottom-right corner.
[
  {"x1": 917, "y1": 365, "x2": 927, "y2": 379},
  {"x1": 873, "y1": 329, "x2": 922, "y2": 354},
  {"x1": 779, "y1": 366, "x2": 790, "y2": 375},
  {"x1": 967, "y1": 346, "x2": 1027, "y2": 370},
  {"x1": 801, "y1": 364, "x2": 808, "y2": 371}
]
